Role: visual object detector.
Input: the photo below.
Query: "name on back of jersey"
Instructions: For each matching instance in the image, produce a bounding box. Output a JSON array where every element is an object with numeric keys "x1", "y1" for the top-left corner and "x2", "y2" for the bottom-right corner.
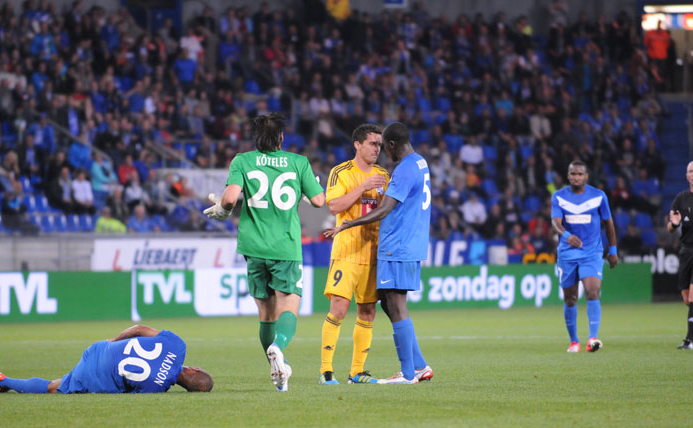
[
  {"x1": 565, "y1": 214, "x2": 591, "y2": 224},
  {"x1": 256, "y1": 154, "x2": 288, "y2": 168}
]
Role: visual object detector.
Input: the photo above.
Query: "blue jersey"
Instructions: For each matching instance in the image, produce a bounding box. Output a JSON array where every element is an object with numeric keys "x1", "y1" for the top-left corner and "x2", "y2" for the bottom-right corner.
[
  {"x1": 58, "y1": 330, "x2": 186, "y2": 394},
  {"x1": 378, "y1": 153, "x2": 431, "y2": 262},
  {"x1": 551, "y1": 185, "x2": 612, "y2": 261}
]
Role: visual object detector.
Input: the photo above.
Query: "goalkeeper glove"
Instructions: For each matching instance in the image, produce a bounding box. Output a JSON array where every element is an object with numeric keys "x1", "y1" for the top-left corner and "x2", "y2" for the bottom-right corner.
[
  {"x1": 302, "y1": 176, "x2": 321, "y2": 205},
  {"x1": 203, "y1": 193, "x2": 231, "y2": 220}
]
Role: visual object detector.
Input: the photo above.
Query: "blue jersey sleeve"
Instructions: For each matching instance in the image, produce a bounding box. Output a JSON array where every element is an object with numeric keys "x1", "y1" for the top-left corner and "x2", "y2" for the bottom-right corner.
[
  {"x1": 598, "y1": 190, "x2": 612, "y2": 221},
  {"x1": 385, "y1": 164, "x2": 413, "y2": 203},
  {"x1": 550, "y1": 194, "x2": 562, "y2": 219}
]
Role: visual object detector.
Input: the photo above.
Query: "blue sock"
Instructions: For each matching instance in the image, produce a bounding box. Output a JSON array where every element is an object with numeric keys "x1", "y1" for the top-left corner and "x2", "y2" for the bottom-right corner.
[
  {"x1": 392, "y1": 318, "x2": 415, "y2": 380},
  {"x1": 410, "y1": 321, "x2": 427, "y2": 370},
  {"x1": 0, "y1": 377, "x2": 50, "y2": 393},
  {"x1": 564, "y1": 304, "x2": 578, "y2": 343},
  {"x1": 587, "y1": 299, "x2": 601, "y2": 339}
]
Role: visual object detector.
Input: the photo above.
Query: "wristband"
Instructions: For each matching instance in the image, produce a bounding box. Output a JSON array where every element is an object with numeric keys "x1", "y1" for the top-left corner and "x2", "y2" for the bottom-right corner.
[
  {"x1": 672, "y1": 222, "x2": 680, "y2": 228},
  {"x1": 561, "y1": 231, "x2": 571, "y2": 240},
  {"x1": 608, "y1": 246, "x2": 617, "y2": 256}
]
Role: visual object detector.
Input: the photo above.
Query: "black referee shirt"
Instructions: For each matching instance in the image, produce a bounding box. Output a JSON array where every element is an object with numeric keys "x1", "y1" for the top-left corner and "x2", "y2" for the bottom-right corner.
[{"x1": 672, "y1": 190, "x2": 693, "y2": 246}]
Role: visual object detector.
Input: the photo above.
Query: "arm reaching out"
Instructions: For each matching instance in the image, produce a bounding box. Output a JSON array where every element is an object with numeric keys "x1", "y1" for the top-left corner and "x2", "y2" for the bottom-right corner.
[{"x1": 110, "y1": 325, "x2": 161, "y2": 342}]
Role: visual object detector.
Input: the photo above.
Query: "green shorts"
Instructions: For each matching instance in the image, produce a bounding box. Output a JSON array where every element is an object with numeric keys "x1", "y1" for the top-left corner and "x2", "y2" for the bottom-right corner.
[{"x1": 245, "y1": 256, "x2": 304, "y2": 298}]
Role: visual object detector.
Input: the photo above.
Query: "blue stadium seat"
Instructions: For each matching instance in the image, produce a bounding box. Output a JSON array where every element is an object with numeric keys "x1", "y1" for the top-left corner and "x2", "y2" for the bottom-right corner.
[
  {"x1": 20, "y1": 176, "x2": 33, "y2": 194},
  {"x1": 79, "y1": 214, "x2": 94, "y2": 231},
  {"x1": 266, "y1": 96, "x2": 281, "y2": 112},
  {"x1": 1, "y1": 121, "x2": 17, "y2": 148},
  {"x1": 35, "y1": 194, "x2": 50, "y2": 213},
  {"x1": 435, "y1": 97, "x2": 451, "y2": 111},
  {"x1": 524, "y1": 195, "x2": 541, "y2": 213},
  {"x1": 519, "y1": 145, "x2": 533, "y2": 161},
  {"x1": 65, "y1": 214, "x2": 81, "y2": 232},
  {"x1": 484, "y1": 161, "x2": 496, "y2": 177},
  {"x1": 332, "y1": 145, "x2": 348, "y2": 163},
  {"x1": 613, "y1": 211, "x2": 630, "y2": 229},
  {"x1": 633, "y1": 213, "x2": 653, "y2": 229},
  {"x1": 39, "y1": 214, "x2": 55, "y2": 234},
  {"x1": 444, "y1": 135, "x2": 464, "y2": 153},
  {"x1": 413, "y1": 129, "x2": 430, "y2": 145},
  {"x1": 641, "y1": 229, "x2": 657, "y2": 247},
  {"x1": 53, "y1": 214, "x2": 67, "y2": 232},
  {"x1": 482, "y1": 145, "x2": 497, "y2": 161},
  {"x1": 418, "y1": 98, "x2": 432, "y2": 113},
  {"x1": 184, "y1": 143, "x2": 198, "y2": 161},
  {"x1": 23, "y1": 195, "x2": 36, "y2": 212},
  {"x1": 244, "y1": 80, "x2": 261, "y2": 95},
  {"x1": 481, "y1": 179, "x2": 499, "y2": 198}
]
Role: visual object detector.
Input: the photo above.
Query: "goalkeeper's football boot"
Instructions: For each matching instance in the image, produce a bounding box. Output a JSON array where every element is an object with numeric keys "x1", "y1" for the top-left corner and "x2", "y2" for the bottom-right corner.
[
  {"x1": 677, "y1": 339, "x2": 693, "y2": 349},
  {"x1": 347, "y1": 371, "x2": 377, "y2": 384},
  {"x1": 319, "y1": 371, "x2": 340, "y2": 385},
  {"x1": 377, "y1": 372, "x2": 419, "y2": 384},
  {"x1": 267, "y1": 344, "x2": 289, "y2": 392},
  {"x1": 586, "y1": 338, "x2": 602, "y2": 352},
  {"x1": 414, "y1": 365, "x2": 434, "y2": 381},
  {"x1": 566, "y1": 341, "x2": 581, "y2": 352}
]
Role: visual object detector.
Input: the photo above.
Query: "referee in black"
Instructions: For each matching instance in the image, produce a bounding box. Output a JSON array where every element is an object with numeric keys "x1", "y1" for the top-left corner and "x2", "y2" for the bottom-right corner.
[{"x1": 669, "y1": 161, "x2": 693, "y2": 349}]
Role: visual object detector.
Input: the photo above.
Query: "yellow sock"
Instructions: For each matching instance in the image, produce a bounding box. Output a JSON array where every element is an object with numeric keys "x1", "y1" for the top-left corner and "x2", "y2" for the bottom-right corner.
[
  {"x1": 320, "y1": 313, "x2": 342, "y2": 374},
  {"x1": 350, "y1": 318, "x2": 373, "y2": 377}
]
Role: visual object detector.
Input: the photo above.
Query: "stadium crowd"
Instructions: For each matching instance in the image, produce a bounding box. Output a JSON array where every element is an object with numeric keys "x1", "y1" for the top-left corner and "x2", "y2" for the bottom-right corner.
[{"x1": 0, "y1": 0, "x2": 669, "y2": 256}]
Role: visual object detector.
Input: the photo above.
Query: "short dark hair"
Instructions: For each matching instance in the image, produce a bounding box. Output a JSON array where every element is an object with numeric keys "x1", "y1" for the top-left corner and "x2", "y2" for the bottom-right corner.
[
  {"x1": 179, "y1": 368, "x2": 214, "y2": 393},
  {"x1": 569, "y1": 160, "x2": 587, "y2": 169},
  {"x1": 252, "y1": 113, "x2": 286, "y2": 153},
  {"x1": 352, "y1": 124, "x2": 381, "y2": 144},
  {"x1": 382, "y1": 122, "x2": 410, "y2": 146}
]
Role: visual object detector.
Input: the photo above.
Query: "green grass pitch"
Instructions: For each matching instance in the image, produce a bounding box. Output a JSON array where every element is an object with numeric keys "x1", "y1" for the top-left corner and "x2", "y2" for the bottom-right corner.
[{"x1": 1, "y1": 303, "x2": 690, "y2": 427}]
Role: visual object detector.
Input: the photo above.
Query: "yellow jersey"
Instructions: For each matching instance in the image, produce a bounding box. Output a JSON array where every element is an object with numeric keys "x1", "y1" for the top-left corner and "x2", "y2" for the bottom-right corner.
[{"x1": 326, "y1": 160, "x2": 390, "y2": 264}]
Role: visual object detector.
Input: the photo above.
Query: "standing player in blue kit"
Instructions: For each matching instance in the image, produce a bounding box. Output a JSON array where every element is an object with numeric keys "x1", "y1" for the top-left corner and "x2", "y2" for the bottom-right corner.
[
  {"x1": 551, "y1": 161, "x2": 618, "y2": 353},
  {"x1": 325, "y1": 122, "x2": 433, "y2": 384},
  {"x1": 0, "y1": 324, "x2": 212, "y2": 393}
]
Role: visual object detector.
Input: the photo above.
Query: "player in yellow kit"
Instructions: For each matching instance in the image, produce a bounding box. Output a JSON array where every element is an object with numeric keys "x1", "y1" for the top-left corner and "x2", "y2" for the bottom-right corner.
[{"x1": 319, "y1": 124, "x2": 389, "y2": 385}]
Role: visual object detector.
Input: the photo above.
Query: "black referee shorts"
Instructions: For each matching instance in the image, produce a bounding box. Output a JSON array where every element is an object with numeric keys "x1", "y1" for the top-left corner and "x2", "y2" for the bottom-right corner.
[{"x1": 678, "y1": 248, "x2": 693, "y2": 291}]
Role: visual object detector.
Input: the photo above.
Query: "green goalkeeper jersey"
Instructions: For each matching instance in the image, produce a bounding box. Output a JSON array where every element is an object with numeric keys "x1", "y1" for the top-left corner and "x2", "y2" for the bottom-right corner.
[{"x1": 227, "y1": 149, "x2": 323, "y2": 261}]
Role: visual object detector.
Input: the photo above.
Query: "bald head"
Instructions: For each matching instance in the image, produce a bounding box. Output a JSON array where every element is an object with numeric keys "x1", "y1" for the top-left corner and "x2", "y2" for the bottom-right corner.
[{"x1": 177, "y1": 366, "x2": 213, "y2": 392}]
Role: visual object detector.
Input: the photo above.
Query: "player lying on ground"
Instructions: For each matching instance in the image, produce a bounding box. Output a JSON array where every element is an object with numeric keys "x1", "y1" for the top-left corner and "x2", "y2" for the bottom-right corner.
[{"x1": 0, "y1": 325, "x2": 212, "y2": 393}]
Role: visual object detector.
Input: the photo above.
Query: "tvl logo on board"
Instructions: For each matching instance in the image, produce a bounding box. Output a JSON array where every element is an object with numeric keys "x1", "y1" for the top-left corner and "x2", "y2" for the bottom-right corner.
[
  {"x1": 0, "y1": 272, "x2": 57, "y2": 315},
  {"x1": 131, "y1": 270, "x2": 256, "y2": 321}
]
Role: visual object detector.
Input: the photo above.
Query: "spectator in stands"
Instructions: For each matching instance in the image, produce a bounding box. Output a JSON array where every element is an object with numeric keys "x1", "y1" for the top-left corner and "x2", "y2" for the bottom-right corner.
[
  {"x1": 107, "y1": 185, "x2": 129, "y2": 224},
  {"x1": 643, "y1": 20, "x2": 670, "y2": 79},
  {"x1": 91, "y1": 152, "x2": 117, "y2": 210},
  {"x1": 117, "y1": 153, "x2": 136, "y2": 185},
  {"x1": 1, "y1": 180, "x2": 39, "y2": 234},
  {"x1": 0, "y1": 150, "x2": 20, "y2": 192},
  {"x1": 94, "y1": 205, "x2": 126, "y2": 234},
  {"x1": 71, "y1": 168, "x2": 95, "y2": 215},
  {"x1": 17, "y1": 134, "x2": 43, "y2": 182},
  {"x1": 126, "y1": 204, "x2": 157, "y2": 233},
  {"x1": 45, "y1": 165, "x2": 72, "y2": 213},
  {"x1": 620, "y1": 224, "x2": 644, "y2": 255},
  {"x1": 123, "y1": 171, "x2": 152, "y2": 213},
  {"x1": 461, "y1": 192, "x2": 487, "y2": 233},
  {"x1": 459, "y1": 135, "x2": 483, "y2": 166}
]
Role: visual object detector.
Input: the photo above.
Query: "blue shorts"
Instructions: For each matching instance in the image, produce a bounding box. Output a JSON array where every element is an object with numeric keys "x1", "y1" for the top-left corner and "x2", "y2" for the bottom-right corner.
[
  {"x1": 58, "y1": 341, "x2": 123, "y2": 394},
  {"x1": 376, "y1": 260, "x2": 421, "y2": 291},
  {"x1": 556, "y1": 254, "x2": 604, "y2": 289}
]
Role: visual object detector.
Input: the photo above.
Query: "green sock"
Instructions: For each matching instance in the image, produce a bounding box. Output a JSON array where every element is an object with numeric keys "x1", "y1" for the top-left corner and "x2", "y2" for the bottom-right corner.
[
  {"x1": 259, "y1": 321, "x2": 276, "y2": 354},
  {"x1": 273, "y1": 311, "x2": 297, "y2": 352}
]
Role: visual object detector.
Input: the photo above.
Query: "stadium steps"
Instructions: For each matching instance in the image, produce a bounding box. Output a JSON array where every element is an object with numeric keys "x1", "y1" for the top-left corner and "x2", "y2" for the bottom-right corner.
[{"x1": 659, "y1": 101, "x2": 691, "y2": 211}]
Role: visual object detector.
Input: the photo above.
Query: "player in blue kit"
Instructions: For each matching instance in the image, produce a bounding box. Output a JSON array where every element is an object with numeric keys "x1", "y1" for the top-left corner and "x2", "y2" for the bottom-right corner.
[
  {"x1": 0, "y1": 325, "x2": 212, "y2": 393},
  {"x1": 325, "y1": 122, "x2": 433, "y2": 384},
  {"x1": 551, "y1": 161, "x2": 618, "y2": 353}
]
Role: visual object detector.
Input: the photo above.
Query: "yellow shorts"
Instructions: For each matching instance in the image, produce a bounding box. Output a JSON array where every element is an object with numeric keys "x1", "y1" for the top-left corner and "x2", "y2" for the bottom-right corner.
[{"x1": 324, "y1": 259, "x2": 378, "y2": 304}]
